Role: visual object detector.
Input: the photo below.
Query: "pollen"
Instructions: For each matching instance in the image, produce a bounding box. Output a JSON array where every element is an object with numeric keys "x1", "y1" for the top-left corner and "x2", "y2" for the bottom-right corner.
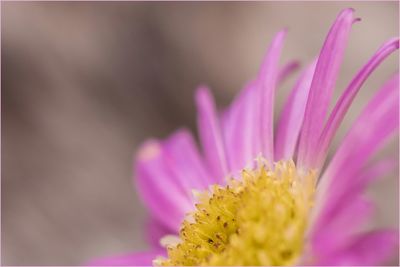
[{"x1": 155, "y1": 158, "x2": 317, "y2": 266}]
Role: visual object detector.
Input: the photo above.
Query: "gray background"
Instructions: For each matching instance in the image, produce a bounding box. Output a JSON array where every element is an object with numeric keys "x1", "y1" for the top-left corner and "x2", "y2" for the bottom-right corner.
[{"x1": 2, "y1": 2, "x2": 399, "y2": 265}]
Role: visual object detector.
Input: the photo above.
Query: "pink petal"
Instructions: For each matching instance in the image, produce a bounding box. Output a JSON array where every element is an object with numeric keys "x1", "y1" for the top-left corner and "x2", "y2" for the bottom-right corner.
[
  {"x1": 335, "y1": 158, "x2": 394, "y2": 208},
  {"x1": 318, "y1": 74, "x2": 399, "y2": 205},
  {"x1": 134, "y1": 129, "x2": 217, "y2": 248},
  {"x1": 311, "y1": 195, "x2": 375, "y2": 258},
  {"x1": 315, "y1": 38, "x2": 399, "y2": 168},
  {"x1": 162, "y1": 129, "x2": 214, "y2": 188},
  {"x1": 277, "y1": 60, "x2": 300, "y2": 86},
  {"x1": 297, "y1": 8, "x2": 355, "y2": 168},
  {"x1": 256, "y1": 30, "x2": 287, "y2": 161},
  {"x1": 334, "y1": 75, "x2": 398, "y2": 174},
  {"x1": 221, "y1": 31, "x2": 288, "y2": 171},
  {"x1": 221, "y1": 81, "x2": 259, "y2": 173},
  {"x1": 310, "y1": 76, "x2": 399, "y2": 258},
  {"x1": 196, "y1": 86, "x2": 229, "y2": 182},
  {"x1": 134, "y1": 139, "x2": 193, "y2": 232},
  {"x1": 359, "y1": 157, "x2": 398, "y2": 184},
  {"x1": 329, "y1": 158, "x2": 397, "y2": 209},
  {"x1": 146, "y1": 217, "x2": 175, "y2": 249},
  {"x1": 275, "y1": 60, "x2": 316, "y2": 160},
  {"x1": 87, "y1": 250, "x2": 165, "y2": 266},
  {"x1": 310, "y1": 157, "x2": 397, "y2": 258},
  {"x1": 317, "y1": 230, "x2": 399, "y2": 265}
]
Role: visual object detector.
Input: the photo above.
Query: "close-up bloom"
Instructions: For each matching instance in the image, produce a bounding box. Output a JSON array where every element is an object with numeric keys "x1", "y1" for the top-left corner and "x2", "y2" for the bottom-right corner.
[{"x1": 90, "y1": 8, "x2": 399, "y2": 266}]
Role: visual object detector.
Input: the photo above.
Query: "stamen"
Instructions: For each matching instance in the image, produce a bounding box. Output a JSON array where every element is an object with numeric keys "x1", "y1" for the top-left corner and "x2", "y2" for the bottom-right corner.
[{"x1": 156, "y1": 159, "x2": 317, "y2": 266}]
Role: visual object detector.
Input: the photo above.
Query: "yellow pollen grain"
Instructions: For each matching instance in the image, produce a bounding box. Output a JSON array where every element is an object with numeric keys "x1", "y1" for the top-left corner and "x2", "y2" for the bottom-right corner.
[{"x1": 156, "y1": 159, "x2": 317, "y2": 266}]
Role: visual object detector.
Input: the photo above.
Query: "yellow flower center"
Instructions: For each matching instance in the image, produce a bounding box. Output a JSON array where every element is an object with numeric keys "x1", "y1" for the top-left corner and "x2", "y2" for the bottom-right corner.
[{"x1": 156, "y1": 159, "x2": 317, "y2": 266}]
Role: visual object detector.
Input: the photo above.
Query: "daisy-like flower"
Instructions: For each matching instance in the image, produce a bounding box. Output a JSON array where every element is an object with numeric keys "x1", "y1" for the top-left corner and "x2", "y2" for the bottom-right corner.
[{"x1": 90, "y1": 8, "x2": 399, "y2": 266}]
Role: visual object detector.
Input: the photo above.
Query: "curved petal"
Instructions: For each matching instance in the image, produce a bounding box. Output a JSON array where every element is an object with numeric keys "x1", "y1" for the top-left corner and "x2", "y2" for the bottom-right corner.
[
  {"x1": 297, "y1": 8, "x2": 355, "y2": 168},
  {"x1": 309, "y1": 75, "x2": 399, "y2": 257},
  {"x1": 316, "y1": 74, "x2": 399, "y2": 207},
  {"x1": 196, "y1": 87, "x2": 229, "y2": 182},
  {"x1": 220, "y1": 32, "x2": 289, "y2": 172},
  {"x1": 146, "y1": 217, "x2": 175, "y2": 249},
  {"x1": 315, "y1": 38, "x2": 399, "y2": 168},
  {"x1": 221, "y1": 81, "x2": 259, "y2": 173},
  {"x1": 316, "y1": 230, "x2": 399, "y2": 265},
  {"x1": 310, "y1": 195, "x2": 375, "y2": 259},
  {"x1": 221, "y1": 60, "x2": 298, "y2": 173},
  {"x1": 310, "y1": 159, "x2": 397, "y2": 257},
  {"x1": 309, "y1": 156, "x2": 397, "y2": 259},
  {"x1": 162, "y1": 129, "x2": 214, "y2": 189},
  {"x1": 257, "y1": 30, "x2": 287, "y2": 161},
  {"x1": 134, "y1": 136, "x2": 195, "y2": 231},
  {"x1": 313, "y1": 157, "x2": 396, "y2": 223},
  {"x1": 275, "y1": 60, "x2": 316, "y2": 160},
  {"x1": 87, "y1": 250, "x2": 165, "y2": 266},
  {"x1": 325, "y1": 157, "x2": 397, "y2": 213},
  {"x1": 277, "y1": 60, "x2": 300, "y2": 86}
]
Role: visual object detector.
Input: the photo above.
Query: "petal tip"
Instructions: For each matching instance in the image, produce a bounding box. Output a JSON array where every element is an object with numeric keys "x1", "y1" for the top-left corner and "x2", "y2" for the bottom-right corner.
[
  {"x1": 344, "y1": 7, "x2": 355, "y2": 14},
  {"x1": 136, "y1": 140, "x2": 161, "y2": 162},
  {"x1": 338, "y1": 7, "x2": 355, "y2": 21},
  {"x1": 276, "y1": 28, "x2": 288, "y2": 40},
  {"x1": 195, "y1": 85, "x2": 211, "y2": 101},
  {"x1": 280, "y1": 27, "x2": 288, "y2": 35},
  {"x1": 392, "y1": 38, "x2": 400, "y2": 48}
]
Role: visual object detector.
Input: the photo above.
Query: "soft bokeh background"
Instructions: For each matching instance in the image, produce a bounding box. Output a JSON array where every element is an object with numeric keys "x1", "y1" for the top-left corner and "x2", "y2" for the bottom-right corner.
[{"x1": 2, "y1": 1, "x2": 399, "y2": 265}]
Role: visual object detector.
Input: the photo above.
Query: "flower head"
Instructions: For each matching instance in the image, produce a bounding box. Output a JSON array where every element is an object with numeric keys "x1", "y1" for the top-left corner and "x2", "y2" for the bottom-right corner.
[
  {"x1": 157, "y1": 159, "x2": 317, "y2": 266},
  {"x1": 89, "y1": 8, "x2": 399, "y2": 266}
]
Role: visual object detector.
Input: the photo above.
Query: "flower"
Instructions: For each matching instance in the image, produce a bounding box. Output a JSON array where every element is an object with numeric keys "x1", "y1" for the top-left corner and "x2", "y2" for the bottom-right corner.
[{"x1": 89, "y1": 8, "x2": 399, "y2": 266}]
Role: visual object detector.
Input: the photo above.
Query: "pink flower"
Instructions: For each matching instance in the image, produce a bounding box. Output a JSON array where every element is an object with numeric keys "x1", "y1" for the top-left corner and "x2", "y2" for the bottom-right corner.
[{"x1": 89, "y1": 8, "x2": 399, "y2": 266}]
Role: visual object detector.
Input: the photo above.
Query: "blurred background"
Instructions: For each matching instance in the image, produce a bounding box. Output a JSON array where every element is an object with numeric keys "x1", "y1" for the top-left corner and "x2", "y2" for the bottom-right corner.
[{"x1": 1, "y1": 1, "x2": 399, "y2": 265}]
